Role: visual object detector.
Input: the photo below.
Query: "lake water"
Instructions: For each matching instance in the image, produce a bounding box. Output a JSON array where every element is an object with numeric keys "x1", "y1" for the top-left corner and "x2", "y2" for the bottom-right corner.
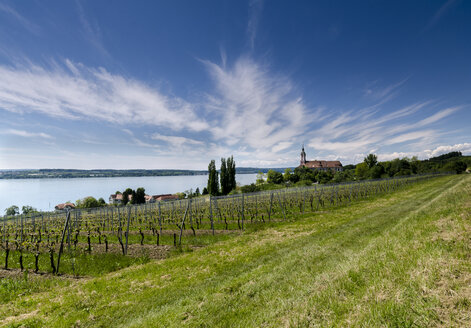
[{"x1": 0, "y1": 173, "x2": 258, "y2": 213}]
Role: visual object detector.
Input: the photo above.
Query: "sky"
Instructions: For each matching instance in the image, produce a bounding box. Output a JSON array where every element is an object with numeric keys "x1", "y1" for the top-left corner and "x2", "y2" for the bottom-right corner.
[{"x1": 0, "y1": 0, "x2": 470, "y2": 170}]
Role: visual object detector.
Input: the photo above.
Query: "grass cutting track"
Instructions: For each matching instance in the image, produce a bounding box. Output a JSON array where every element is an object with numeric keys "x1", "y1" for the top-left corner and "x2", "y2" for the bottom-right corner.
[{"x1": 1, "y1": 174, "x2": 470, "y2": 327}]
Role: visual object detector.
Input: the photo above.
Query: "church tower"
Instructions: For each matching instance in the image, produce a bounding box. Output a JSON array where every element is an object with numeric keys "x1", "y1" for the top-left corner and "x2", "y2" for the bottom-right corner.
[{"x1": 300, "y1": 145, "x2": 307, "y2": 166}]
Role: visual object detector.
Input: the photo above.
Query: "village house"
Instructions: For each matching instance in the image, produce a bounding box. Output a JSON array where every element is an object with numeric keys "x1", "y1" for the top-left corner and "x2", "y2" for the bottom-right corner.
[
  {"x1": 109, "y1": 193, "x2": 178, "y2": 205},
  {"x1": 109, "y1": 193, "x2": 131, "y2": 205},
  {"x1": 144, "y1": 194, "x2": 179, "y2": 203},
  {"x1": 298, "y1": 145, "x2": 343, "y2": 172},
  {"x1": 55, "y1": 202, "x2": 75, "y2": 211}
]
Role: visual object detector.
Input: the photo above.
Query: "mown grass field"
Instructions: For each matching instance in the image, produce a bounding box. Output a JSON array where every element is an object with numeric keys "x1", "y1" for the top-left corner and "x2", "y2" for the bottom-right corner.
[{"x1": 1, "y1": 174, "x2": 470, "y2": 327}]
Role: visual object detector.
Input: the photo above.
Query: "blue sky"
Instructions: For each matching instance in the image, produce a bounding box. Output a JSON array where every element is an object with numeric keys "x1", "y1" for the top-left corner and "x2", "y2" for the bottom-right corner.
[{"x1": 0, "y1": 0, "x2": 470, "y2": 169}]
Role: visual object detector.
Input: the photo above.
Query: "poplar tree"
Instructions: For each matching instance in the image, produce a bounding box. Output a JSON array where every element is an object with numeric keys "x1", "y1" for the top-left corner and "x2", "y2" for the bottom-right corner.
[
  {"x1": 220, "y1": 158, "x2": 230, "y2": 195},
  {"x1": 207, "y1": 160, "x2": 219, "y2": 196},
  {"x1": 227, "y1": 156, "x2": 236, "y2": 191}
]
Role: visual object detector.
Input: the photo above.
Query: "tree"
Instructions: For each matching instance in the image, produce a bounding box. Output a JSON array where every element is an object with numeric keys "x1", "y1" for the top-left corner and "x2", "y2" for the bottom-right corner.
[
  {"x1": 207, "y1": 160, "x2": 219, "y2": 196},
  {"x1": 227, "y1": 156, "x2": 236, "y2": 191},
  {"x1": 76, "y1": 196, "x2": 100, "y2": 208},
  {"x1": 220, "y1": 158, "x2": 229, "y2": 195},
  {"x1": 256, "y1": 171, "x2": 265, "y2": 185},
  {"x1": 5, "y1": 205, "x2": 19, "y2": 216},
  {"x1": 134, "y1": 187, "x2": 146, "y2": 204},
  {"x1": 195, "y1": 187, "x2": 201, "y2": 197},
  {"x1": 241, "y1": 183, "x2": 261, "y2": 193},
  {"x1": 355, "y1": 162, "x2": 369, "y2": 180},
  {"x1": 283, "y1": 168, "x2": 292, "y2": 182},
  {"x1": 443, "y1": 160, "x2": 467, "y2": 174},
  {"x1": 364, "y1": 154, "x2": 378, "y2": 169},
  {"x1": 175, "y1": 192, "x2": 186, "y2": 200},
  {"x1": 202, "y1": 187, "x2": 209, "y2": 195},
  {"x1": 369, "y1": 164, "x2": 385, "y2": 179},
  {"x1": 21, "y1": 205, "x2": 38, "y2": 215},
  {"x1": 293, "y1": 166, "x2": 316, "y2": 183},
  {"x1": 267, "y1": 170, "x2": 283, "y2": 184},
  {"x1": 316, "y1": 170, "x2": 333, "y2": 184},
  {"x1": 98, "y1": 198, "x2": 106, "y2": 206},
  {"x1": 122, "y1": 188, "x2": 133, "y2": 206}
]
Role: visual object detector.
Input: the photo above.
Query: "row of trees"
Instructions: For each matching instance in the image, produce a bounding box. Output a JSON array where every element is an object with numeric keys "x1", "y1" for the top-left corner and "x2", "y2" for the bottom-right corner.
[
  {"x1": 207, "y1": 156, "x2": 237, "y2": 196},
  {"x1": 75, "y1": 187, "x2": 147, "y2": 209},
  {"x1": 4, "y1": 205, "x2": 38, "y2": 216},
  {"x1": 246, "y1": 152, "x2": 469, "y2": 190}
]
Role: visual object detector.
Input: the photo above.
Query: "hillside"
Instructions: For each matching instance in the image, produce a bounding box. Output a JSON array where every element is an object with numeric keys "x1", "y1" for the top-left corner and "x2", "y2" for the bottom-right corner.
[{"x1": 1, "y1": 174, "x2": 471, "y2": 327}]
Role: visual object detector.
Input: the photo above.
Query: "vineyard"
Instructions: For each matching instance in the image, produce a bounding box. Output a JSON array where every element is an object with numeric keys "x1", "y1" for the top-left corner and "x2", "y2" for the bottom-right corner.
[{"x1": 0, "y1": 174, "x2": 446, "y2": 276}]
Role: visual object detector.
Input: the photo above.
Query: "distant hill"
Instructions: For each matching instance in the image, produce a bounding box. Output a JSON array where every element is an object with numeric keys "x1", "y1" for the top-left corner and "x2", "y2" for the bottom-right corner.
[{"x1": 0, "y1": 167, "x2": 290, "y2": 179}]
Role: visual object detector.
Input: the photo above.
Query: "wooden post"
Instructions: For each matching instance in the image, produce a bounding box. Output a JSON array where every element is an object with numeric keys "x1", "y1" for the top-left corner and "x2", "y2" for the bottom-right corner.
[
  {"x1": 268, "y1": 192, "x2": 274, "y2": 221},
  {"x1": 277, "y1": 193, "x2": 286, "y2": 221},
  {"x1": 125, "y1": 206, "x2": 131, "y2": 255},
  {"x1": 209, "y1": 195, "x2": 214, "y2": 235},
  {"x1": 303, "y1": 190, "x2": 306, "y2": 214},
  {"x1": 241, "y1": 194, "x2": 245, "y2": 230},
  {"x1": 158, "y1": 202, "x2": 162, "y2": 234},
  {"x1": 56, "y1": 210, "x2": 71, "y2": 275},
  {"x1": 178, "y1": 201, "x2": 190, "y2": 245},
  {"x1": 189, "y1": 199, "x2": 195, "y2": 236}
]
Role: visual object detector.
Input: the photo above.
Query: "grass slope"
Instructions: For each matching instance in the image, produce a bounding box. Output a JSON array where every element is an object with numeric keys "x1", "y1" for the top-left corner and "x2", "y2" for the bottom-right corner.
[{"x1": 1, "y1": 174, "x2": 470, "y2": 327}]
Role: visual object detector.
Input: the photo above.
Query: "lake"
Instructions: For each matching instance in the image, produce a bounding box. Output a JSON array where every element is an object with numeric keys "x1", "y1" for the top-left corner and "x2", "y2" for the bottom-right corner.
[{"x1": 0, "y1": 173, "x2": 258, "y2": 213}]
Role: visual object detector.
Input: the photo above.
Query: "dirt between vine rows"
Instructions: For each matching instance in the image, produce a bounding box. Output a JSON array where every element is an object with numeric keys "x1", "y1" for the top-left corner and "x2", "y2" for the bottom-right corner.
[{"x1": 73, "y1": 228, "x2": 241, "y2": 236}]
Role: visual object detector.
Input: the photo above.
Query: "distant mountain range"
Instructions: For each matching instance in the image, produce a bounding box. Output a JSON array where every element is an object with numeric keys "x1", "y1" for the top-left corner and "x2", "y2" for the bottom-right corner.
[{"x1": 0, "y1": 167, "x2": 289, "y2": 179}]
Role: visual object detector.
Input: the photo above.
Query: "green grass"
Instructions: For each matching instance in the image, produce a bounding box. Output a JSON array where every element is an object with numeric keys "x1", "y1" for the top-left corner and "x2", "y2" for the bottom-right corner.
[{"x1": 1, "y1": 174, "x2": 470, "y2": 327}]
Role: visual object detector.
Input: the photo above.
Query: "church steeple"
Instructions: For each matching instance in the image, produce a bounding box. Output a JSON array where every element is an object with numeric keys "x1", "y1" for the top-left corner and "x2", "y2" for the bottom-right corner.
[{"x1": 300, "y1": 144, "x2": 307, "y2": 166}]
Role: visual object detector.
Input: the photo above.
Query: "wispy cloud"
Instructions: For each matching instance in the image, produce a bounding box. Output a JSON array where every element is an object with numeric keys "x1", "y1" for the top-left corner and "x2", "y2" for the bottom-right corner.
[
  {"x1": 422, "y1": 0, "x2": 458, "y2": 33},
  {"x1": 307, "y1": 102, "x2": 461, "y2": 161},
  {"x1": 75, "y1": 0, "x2": 109, "y2": 58},
  {"x1": 0, "y1": 3, "x2": 40, "y2": 35},
  {"x1": 151, "y1": 133, "x2": 204, "y2": 148},
  {"x1": 0, "y1": 60, "x2": 209, "y2": 132},
  {"x1": 2, "y1": 129, "x2": 54, "y2": 139},
  {"x1": 203, "y1": 56, "x2": 314, "y2": 152},
  {"x1": 0, "y1": 55, "x2": 465, "y2": 169},
  {"x1": 247, "y1": 0, "x2": 264, "y2": 50},
  {"x1": 363, "y1": 78, "x2": 408, "y2": 101}
]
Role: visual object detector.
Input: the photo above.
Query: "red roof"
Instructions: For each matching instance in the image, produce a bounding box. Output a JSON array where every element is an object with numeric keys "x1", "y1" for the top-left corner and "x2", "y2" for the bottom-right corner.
[
  {"x1": 301, "y1": 160, "x2": 343, "y2": 169},
  {"x1": 55, "y1": 202, "x2": 75, "y2": 210}
]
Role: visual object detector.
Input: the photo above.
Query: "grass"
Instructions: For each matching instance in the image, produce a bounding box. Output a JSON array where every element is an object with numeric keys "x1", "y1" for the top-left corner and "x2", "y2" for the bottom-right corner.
[{"x1": 1, "y1": 174, "x2": 470, "y2": 327}]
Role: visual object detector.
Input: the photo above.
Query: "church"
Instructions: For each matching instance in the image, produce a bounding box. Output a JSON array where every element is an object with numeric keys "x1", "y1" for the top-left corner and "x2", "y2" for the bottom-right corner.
[{"x1": 298, "y1": 145, "x2": 343, "y2": 172}]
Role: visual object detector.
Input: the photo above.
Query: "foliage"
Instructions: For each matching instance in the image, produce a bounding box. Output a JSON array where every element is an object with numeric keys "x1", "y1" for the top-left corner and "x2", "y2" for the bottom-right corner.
[
  {"x1": 355, "y1": 162, "x2": 369, "y2": 180},
  {"x1": 443, "y1": 160, "x2": 467, "y2": 174},
  {"x1": 220, "y1": 156, "x2": 236, "y2": 195},
  {"x1": 121, "y1": 188, "x2": 133, "y2": 206},
  {"x1": 293, "y1": 166, "x2": 316, "y2": 183},
  {"x1": 256, "y1": 171, "x2": 266, "y2": 185},
  {"x1": 220, "y1": 158, "x2": 229, "y2": 195},
  {"x1": 207, "y1": 160, "x2": 219, "y2": 196},
  {"x1": 240, "y1": 183, "x2": 261, "y2": 193},
  {"x1": 315, "y1": 170, "x2": 333, "y2": 184},
  {"x1": 370, "y1": 164, "x2": 385, "y2": 179},
  {"x1": 175, "y1": 192, "x2": 186, "y2": 200},
  {"x1": 429, "y1": 151, "x2": 462, "y2": 161},
  {"x1": 295, "y1": 179, "x2": 313, "y2": 186},
  {"x1": 364, "y1": 154, "x2": 378, "y2": 168},
  {"x1": 21, "y1": 205, "x2": 38, "y2": 215},
  {"x1": 227, "y1": 156, "x2": 236, "y2": 192},
  {"x1": 5, "y1": 205, "x2": 19, "y2": 216},
  {"x1": 267, "y1": 170, "x2": 283, "y2": 184},
  {"x1": 76, "y1": 196, "x2": 102, "y2": 208},
  {"x1": 133, "y1": 187, "x2": 146, "y2": 204}
]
